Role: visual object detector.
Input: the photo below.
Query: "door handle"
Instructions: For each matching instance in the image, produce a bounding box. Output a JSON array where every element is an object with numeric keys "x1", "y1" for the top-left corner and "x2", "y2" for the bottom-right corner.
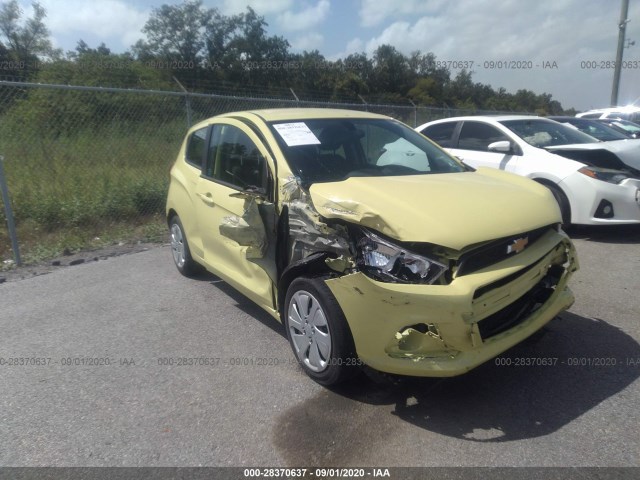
[{"x1": 197, "y1": 192, "x2": 215, "y2": 206}]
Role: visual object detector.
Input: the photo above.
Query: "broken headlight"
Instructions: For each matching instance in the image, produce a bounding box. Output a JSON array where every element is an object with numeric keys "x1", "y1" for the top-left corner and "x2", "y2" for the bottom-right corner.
[{"x1": 356, "y1": 229, "x2": 448, "y2": 284}]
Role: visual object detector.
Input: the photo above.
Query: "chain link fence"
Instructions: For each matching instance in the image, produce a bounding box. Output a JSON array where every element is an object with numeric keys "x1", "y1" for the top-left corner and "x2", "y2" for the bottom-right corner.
[{"x1": 0, "y1": 80, "x2": 520, "y2": 266}]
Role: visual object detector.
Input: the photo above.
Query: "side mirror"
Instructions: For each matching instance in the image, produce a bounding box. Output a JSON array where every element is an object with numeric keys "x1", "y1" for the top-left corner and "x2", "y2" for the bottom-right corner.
[{"x1": 488, "y1": 141, "x2": 513, "y2": 153}]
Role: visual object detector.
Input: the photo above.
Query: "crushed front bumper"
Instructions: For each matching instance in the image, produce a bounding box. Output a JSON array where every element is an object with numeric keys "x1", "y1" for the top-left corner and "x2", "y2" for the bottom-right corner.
[{"x1": 325, "y1": 230, "x2": 578, "y2": 377}]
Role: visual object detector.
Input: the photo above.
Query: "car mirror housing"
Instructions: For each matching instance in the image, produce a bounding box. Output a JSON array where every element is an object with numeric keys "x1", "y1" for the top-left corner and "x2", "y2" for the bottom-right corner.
[{"x1": 488, "y1": 140, "x2": 513, "y2": 153}]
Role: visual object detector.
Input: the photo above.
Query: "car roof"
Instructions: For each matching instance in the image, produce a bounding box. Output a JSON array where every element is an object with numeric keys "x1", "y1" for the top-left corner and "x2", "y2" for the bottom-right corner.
[
  {"x1": 422, "y1": 115, "x2": 544, "y2": 125},
  {"x1": 596, "y1": 118, "x2": 639, "y2": 125},
  {"x1": 187, "y1": 108, "x2": 393, "y2": 132},
  {"x1": 549, "y1": 116, "x2": 609, "y2": 125},
  {"x1": 576, "y1": 106, "x2": 640, "y2": 118},
  {"x1": 221, "y1": 108, "x2": 391, "y2": 122},
  {"x1": 579, "y1": 106, "x2": 640, "y2": 114}
]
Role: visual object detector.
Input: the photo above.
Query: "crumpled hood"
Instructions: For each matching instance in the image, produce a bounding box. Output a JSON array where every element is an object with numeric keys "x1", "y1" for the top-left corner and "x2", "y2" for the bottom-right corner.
[
  {"x1": 308, "y1": 168, "x2": 560, "y2": 251},
  {"x1": 546, "y1": 141, "x2": 640, "y2": 170}
]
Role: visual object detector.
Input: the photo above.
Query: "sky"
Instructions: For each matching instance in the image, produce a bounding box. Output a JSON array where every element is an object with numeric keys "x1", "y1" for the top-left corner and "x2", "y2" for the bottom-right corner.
[{"x1": 17, "y1": 0, "x2": 640, "y2": 111}]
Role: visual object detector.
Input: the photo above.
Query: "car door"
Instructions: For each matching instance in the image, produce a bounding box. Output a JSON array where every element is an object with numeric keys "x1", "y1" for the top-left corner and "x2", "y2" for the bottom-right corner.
[
  {"x1": 194, "y1": 119, "x2": 277, "y2": 311},
  {"x1": 177, "y1": 125, "x2": 210, "y2": 261},
  {"x1": 449, "y1": 121, "x2": 520, "y2": 172}
]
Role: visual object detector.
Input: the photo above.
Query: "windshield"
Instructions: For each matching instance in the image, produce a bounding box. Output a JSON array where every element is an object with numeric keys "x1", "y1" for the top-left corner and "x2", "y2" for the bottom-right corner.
[
  {"x1": 501, "y1": 119, "x2": 598, "y2": 147},
  {"x1": 609, "y1": 120, "x2": 640, "y2": 135},
  {"x1": 269, "y1": 118, "x2": 465, "y2": 186},
  {"x1": 556, "y1": 119, "x2": 628, "y2": 141}
]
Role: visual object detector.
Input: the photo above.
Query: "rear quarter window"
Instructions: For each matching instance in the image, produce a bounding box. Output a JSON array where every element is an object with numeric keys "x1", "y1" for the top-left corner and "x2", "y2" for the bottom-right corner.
[{"x1": 185, "y1": 127, "x2": 208, "y2": 169}]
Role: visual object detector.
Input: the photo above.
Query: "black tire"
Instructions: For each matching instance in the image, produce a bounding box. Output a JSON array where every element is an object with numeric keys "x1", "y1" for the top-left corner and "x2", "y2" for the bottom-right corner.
[
  {"x1": 169, "y1": 215, "x2": 201, "y2": 277},
  {"x1": 284, "y1": 276, "x2": 360, "y2": 385},
  {"x1": 546, "y1": 184, "x2": 571, "y2": 228}
]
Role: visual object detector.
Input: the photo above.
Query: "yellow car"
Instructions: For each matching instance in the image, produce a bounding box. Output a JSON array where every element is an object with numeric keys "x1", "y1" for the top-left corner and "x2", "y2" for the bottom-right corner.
[{"x1": 166, "y1": 108, "x2": 578, "y2": 385}]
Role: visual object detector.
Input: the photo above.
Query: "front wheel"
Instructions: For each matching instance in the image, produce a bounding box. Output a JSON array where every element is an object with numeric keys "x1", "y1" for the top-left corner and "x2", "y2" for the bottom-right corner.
[{"x1": 284, "y1": 277, "x2": 360, "y2": 385}]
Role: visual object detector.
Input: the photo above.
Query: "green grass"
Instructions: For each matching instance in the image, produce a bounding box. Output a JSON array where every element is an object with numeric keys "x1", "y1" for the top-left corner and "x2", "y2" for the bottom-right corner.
[
  {"x1": 1, "y1": 215, "x2": 167, "y2": 270},
  {"x1": 0, "y1": 118, "x2": 184, "y2": 265}
]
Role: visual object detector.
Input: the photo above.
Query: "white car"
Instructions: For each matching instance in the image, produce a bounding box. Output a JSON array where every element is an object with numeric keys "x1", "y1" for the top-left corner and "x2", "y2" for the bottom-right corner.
[
  {"x1": 416, "y1": 116, "x2": 640, "y2": 225},
  {"x1": 596, "y1": 118, "x2": 640, "y2": 139},
  {"x1": 576, "y1": 106, "x2": 640, "y2": 124}
]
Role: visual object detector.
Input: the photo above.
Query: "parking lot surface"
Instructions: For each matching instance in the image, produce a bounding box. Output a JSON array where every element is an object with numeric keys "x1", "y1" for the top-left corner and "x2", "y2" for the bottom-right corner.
[{"x1": 1, "y1": 226, "x2": 639, "y2": 468}]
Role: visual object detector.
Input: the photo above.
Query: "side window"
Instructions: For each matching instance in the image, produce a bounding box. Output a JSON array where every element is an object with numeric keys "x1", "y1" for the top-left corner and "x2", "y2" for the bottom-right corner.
[
  {"x1": 420, "y1": 122, "x2": 457, "y2": 148},
  {"x1": 206, "y1": 124, "x2": 267, "y2": 192},
  {"x1": 185, "y1": 127, "x2": 208, "y2": 168},
  {"x1": 458, "y1": 122, "x2": 510, "y2": 152}
]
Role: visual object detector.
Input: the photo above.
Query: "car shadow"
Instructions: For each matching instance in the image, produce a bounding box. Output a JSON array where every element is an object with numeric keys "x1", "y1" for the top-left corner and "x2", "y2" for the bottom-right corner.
[
  {"x1": 186, "y1": 259, "x2": 639, "y2": 463},
  {"x1": 328, "y1": 311, "x2": 640, "y2": 442},
  {"x1": 192, "y1": 270, "x2": 639, "y2": 449},
  {"x1": 272, "y1": 311, "x2": 640, "y2": 468},
  {"x1": 192, "y1": 269, "x2": 287, "y2": 339},
  {"x1": 566, "y1": 224, "x2": 640, "y2": 244}
]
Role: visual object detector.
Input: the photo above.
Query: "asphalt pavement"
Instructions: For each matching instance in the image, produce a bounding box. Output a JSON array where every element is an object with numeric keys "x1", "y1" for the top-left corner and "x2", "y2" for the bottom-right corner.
[{"x1": 0, "y1": 225, "x2": 639, "y2": 469}]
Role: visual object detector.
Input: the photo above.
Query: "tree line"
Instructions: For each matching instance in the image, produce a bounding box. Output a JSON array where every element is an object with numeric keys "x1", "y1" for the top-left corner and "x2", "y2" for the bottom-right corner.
[{"x1": 0, "y1": 0, "x2": 572, "y2": 114}]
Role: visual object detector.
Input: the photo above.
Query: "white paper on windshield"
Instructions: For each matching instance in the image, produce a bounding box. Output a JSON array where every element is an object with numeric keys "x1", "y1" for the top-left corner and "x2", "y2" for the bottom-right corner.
[{"x1": 273, "y1": 122, "x2": 321, "y2": 146}]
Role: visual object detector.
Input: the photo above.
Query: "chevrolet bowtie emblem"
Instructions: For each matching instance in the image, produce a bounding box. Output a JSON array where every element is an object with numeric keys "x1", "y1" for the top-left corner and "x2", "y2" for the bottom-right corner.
[{"x1": 507, "y1": 237, "x2": 529, "y2": 254}]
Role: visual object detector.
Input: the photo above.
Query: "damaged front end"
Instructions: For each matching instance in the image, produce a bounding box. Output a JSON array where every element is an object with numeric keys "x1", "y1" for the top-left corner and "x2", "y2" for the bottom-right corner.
[
  {"x1": 276, "y1": 175, "x2": 457, "y2": 288},
  {"x1": 219, "y1": 175, "x2": 578, "y2": 378},
  {"x1": 325, "y1": 229, "x2": 578, "y2": 376},
  {"x1": 279, "y1": 176, "x2": 354, "y2": 270}
]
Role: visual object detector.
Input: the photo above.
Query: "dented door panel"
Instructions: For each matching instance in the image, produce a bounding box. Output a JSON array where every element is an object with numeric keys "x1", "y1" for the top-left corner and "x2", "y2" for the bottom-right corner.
[
  {"x1": 195, "y1": 178, "x2": 274, "y2": 308},
  {"x1": 196, "y1": 119, "x2": 279, "y2": 310}
]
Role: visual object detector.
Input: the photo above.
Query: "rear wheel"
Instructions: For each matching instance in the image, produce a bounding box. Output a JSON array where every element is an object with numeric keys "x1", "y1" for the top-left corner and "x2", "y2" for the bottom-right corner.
[
  {"x1": 169, "y1": 215, "x2": 201, "y2": 277},
  {"x1": 284, "y1": 276, "x2": 360, "y2": 385}
]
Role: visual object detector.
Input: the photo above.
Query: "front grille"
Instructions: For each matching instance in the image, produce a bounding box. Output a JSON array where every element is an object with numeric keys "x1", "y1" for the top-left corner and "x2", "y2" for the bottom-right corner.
[
  {"x1": 456, "y1": 226, "x2": 552, "y2": 277},
  {"x1": 477, "y1": 265, "x2": 564, "y2": 340},
  {"x1": 473, "y1": 259, "x2": 540, "y2": 300}
]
